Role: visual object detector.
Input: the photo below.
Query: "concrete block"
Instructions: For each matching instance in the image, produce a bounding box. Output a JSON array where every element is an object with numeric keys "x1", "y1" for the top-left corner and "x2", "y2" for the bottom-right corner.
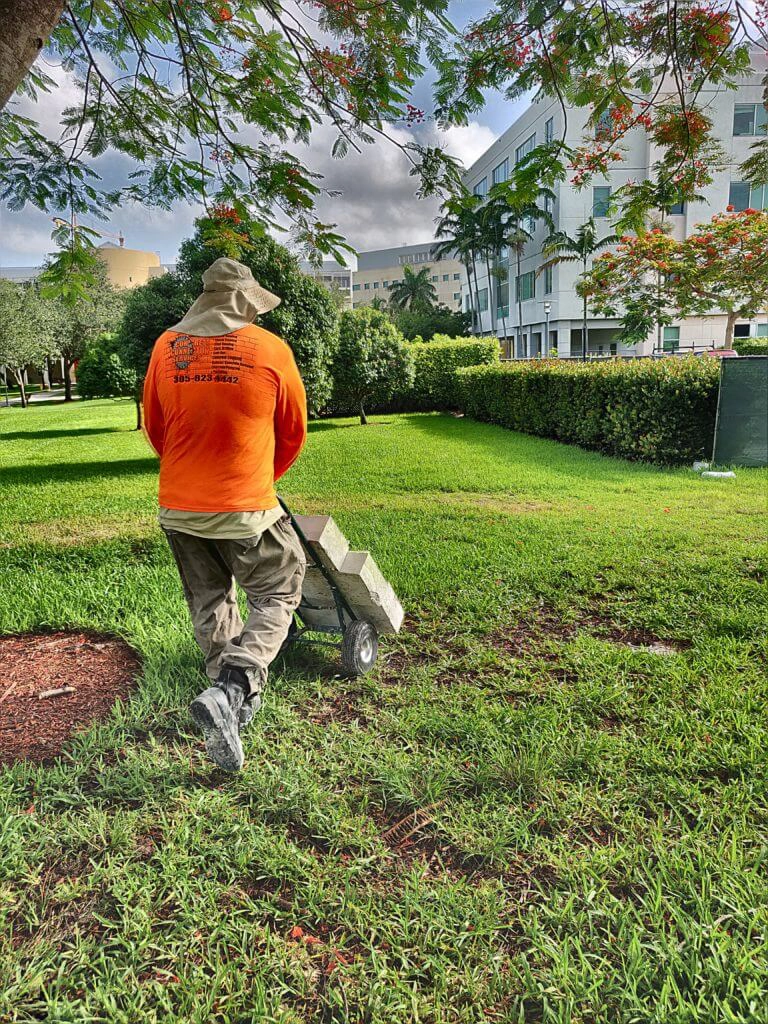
[
  {"x1": 292, "y1": 514, "x2": 404, "y2": 634},
  {"x1": 293, "y1": 515, "x2": 349, "y2": 570},
  {"x1": 336, "y1": 551, "x2": 404, "y2": 634}
]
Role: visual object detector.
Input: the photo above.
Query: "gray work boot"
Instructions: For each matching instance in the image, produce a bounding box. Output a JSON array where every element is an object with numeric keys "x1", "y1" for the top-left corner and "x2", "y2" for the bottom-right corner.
[
  {"x1": 238, "y1": 692, "x2": 262, "y2": 729},
  {"x1": 189, "y1": 667, "x2": 248, "y2": 772}
]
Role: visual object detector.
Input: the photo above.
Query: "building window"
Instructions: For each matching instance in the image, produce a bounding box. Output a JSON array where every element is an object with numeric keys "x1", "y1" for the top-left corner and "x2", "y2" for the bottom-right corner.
[
  {"x1": 478, "y1": 288, "x2": 489, "y2": 312},
  {"x1": 662, "y1": 326, "x2": 680, "y2": 352},
  {"x1": 734, "y1": 324, "x2": 750, "y2": 338},
  {"x1": 453, "y1": 273, "x2": 460, "y2": 280},
  {"x1": 733, "y1": 103, "x2": 768, "y2": 137},
  {"x1": 669, "y1": 200, "x2": 686, "y2": 215},
  {"x1": 543, "y1": 193, "x2": 553, "y2": 214},
  {"x1": 496, "y1": 278, "x2": 509, "y2": 313},
  {"x1": 383, "y1": 280, "x2": 389, "y2": 287},
  {"x1": 492, "y1": 159, "x2": 509, "y2": 185},
  {"x1": 543, "y1": 265, "x2": 553, "y2": 294},
  {"x1": 442, "y1": 274, "x2": 449, "y2": 281},
  {"x1": 610, "y1": 342, "x2": 618, "y2": 356},
  {"x1": 595, "y1": 109, "x2": 612, "y2": 137},
  {"x1": 431, "y1": 275, "x2": 438, "y2": 282},
  {"x1": 373, "y1": 282, "x2": 379, "y2": 289},
  {"x1": 545, "y1": 117, "x2": 554, "y2": 144},
  {"x1": 730, "y1": 181, "x2": 768, "y2": 210},
  {"x1": 453, "y1": 292, "x2": 461, "y2": 301},
  {"x1": 515, "y1": 134, "x2": 536, "y2": 165},
  {"x1": 757, "y1": 324, "x2": 768, "y2": 337},
  {"x1": 364, "y1": 282, "x2": 370, "y2": 290},
  {"x1": 593, "y1": 186, "x2": 611, "y2": 218},
  {"x1": 516, "y1": 271, "x2": 535, "y2": 302},
  {"x1": 352, "y1": 284, "x2": 361, "y2": 291},
  {"x1": 473, "y1": 177, "x2": 488, "y2": 197}
]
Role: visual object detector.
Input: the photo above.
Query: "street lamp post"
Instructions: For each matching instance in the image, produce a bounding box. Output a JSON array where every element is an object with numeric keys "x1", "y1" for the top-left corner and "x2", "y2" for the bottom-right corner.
[{"x1": 544, "y1": 302, "x2": 552, "y2": 358}]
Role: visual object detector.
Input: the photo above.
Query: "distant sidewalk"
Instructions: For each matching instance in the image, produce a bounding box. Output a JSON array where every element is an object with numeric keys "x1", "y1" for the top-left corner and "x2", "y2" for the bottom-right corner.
[{"x1": 3, "y1": 387, "x2": 79, "y2": 407}]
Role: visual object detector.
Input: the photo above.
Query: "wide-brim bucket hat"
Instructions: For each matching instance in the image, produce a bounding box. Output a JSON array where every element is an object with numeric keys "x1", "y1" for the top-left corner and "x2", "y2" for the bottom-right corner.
[{"x1": 170, "y1": 257, "x2": 281, "y2": 337}]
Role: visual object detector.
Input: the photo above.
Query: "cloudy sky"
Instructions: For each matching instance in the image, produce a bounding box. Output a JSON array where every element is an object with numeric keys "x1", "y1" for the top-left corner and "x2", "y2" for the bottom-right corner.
[{"x1": 0, "y1": 2, "x2": 526, "y2": 268}]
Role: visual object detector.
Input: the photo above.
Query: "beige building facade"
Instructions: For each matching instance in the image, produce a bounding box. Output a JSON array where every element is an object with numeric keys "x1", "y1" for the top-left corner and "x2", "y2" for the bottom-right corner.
[
  {"x1": 96, "y1": 242, "x2": 165, "y2": 289},
  {"x1": 352, "y1": 243, "x2": 465, "y2": 310}
]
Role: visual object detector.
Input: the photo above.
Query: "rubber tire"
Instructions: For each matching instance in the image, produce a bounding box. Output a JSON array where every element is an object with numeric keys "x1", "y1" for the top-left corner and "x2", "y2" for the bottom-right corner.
[{"x1": 340, "y1": 620, "x2": 378, "y2": 676}]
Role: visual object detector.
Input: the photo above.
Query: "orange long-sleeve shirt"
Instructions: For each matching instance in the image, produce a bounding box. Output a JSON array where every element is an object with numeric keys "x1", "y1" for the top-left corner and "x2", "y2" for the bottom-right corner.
[{"x1": 142, "y1": 324, "x2": 307, "y2": 512}]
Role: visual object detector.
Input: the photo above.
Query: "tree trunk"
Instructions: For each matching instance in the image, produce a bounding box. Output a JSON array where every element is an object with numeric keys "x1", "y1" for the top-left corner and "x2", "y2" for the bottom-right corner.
[
  {"x1": 582, "y1": 295, "x2": 588, "y2": 361},
  {"x1": 359, "y1": 401, "x2": 368, "y2": 426},
  {"x1": 0, "y1": 0, "x2": 67, "y2": 110},
  {"x1": 135, "y1": 397, "x2": 143, "y2": 431},
  {"x1": 470, "y1": 254, "x2": 482, "y2": 335},
  {"x1": 516, "y1": 247, "x2": 523, "y2": 358},
  {"x1": 63, "y1": 356, "x2": 72, "y2": 401},
  {"x1": 12, "y1": 367, "x2": 27, "y2": 408},
  {"x1": 498, "y1": 268, "x2": 509, "y2": 355},
  {"x1": 582, "y1": 258, "x2": 589, "y2": 361},
  {"x1": 485, "y1": 256, "x2": 497, "y2": 343},
  {"x1": 724, "y1": 310, "x2": 738, "y2": 348},
  {"x1": 41, "y1": 361, "x2": 50, "y2": 390}
]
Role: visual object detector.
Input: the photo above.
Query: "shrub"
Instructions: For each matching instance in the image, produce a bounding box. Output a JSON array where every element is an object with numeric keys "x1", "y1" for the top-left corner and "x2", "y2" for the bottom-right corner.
[
  {"x1": 456, "y1": 357, "x2": 720, "y2": 464},
  {"x1": 332, "y1": 307, "x2": 413, "y2": 424},
  {"x1": 76, "y1": 334, "x2": 138, "y2": 400},
  {"x1": 407, "y1": 337, "x2": 499, "y2": 410},
  {"x1": 392, "y1": 304, "x2": 472, "y2": 341},
  {"x1": 733, "y1": 338, "x2": 768, "y2": 356}
]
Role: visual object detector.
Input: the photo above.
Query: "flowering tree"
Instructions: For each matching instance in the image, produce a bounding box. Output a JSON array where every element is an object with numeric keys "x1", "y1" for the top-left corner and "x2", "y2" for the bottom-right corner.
[
  {"x1": 0, "y1": 0, "x2": 765, "y2": 253},
  {"x1": 581, "y1": 211, "x2": 768, "y2": 347},
  {"x1": 435, "y1": 2, "x2": 767, "y2": 213},
  {"x1": 1, "y1": 1, "x2": 460, "y2": 258},
  {"x1": 681, "y1": 209, "x2": 768, "y2": 343}
]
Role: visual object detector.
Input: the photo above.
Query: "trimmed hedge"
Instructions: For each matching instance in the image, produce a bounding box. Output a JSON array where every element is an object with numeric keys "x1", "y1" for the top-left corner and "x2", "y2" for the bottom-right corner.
[
  {"x1": 406, "y1": 337, "x2": 499, "y2": 410},
  {"x1": 456, "y1": 357, "x2": 720, "y2": 464},
  {"x1": 733, "y1": 338, "x2": 768, "y2": 356}
]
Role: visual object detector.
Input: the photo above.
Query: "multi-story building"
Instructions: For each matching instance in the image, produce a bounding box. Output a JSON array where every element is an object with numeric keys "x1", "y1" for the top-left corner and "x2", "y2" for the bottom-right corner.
[
  {"x1": 463, "y1": 51, "x2": 768, "y2": 358},
  {"x1": 352, "y1": 243, "x2": 465, "y2": 310},
  {"x1": 299, "y1": 258, "x2": 353, "y2": 307}
]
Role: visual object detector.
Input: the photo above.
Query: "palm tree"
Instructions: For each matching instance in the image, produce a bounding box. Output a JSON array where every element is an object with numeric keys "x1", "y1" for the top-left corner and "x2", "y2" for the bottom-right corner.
[
  {"x1": 540, "y1": 218, "x2": 618, "y2": 360},
  {"x1": 387, "y1": 265, "x2": 437, "y2": 313},
  {"x1": 368, "y1": 295, "x2": 388, "y2": 312},
  {"x1": 476, "y1": 200, "x2": 510, "y2": 347},
  {"x1": 490, "y1": 182, "x2": 555, "y2": 358},
  {"x1": 433, "y1": 192, "x2": 485, "y2": 334}
]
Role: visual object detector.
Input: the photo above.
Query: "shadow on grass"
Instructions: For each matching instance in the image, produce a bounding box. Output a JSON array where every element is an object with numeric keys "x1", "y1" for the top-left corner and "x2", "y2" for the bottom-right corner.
[
  {"x1": 0, "y1": 458, "x2": 156, "y2": 487},
  {"x1": 307, "y1": 421, "x2": 357, "y2": 433},
  {"x1": 0, "y1": 428, "x2": 126, "y2": 442},
  {"x1": 402, "y1": 412, "x2": 665, "y2": 481}
]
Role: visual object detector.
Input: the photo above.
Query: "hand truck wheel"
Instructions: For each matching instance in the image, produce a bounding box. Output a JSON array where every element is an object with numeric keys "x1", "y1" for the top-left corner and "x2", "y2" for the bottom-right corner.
[{"x1": 340, "y1": 620, "x2": 378, "y2": 676}]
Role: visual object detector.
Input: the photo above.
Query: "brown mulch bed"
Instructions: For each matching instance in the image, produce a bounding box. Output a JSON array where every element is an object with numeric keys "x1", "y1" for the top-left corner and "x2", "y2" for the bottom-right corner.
[{"x1": 0, "y1": 631, "x2": 140, "y2": 765}]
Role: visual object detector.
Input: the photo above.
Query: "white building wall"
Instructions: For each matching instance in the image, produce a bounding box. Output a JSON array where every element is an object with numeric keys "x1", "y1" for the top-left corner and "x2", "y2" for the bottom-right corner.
[{"x1": 463, "y1": 51, "x2": 768, "y2": 357}]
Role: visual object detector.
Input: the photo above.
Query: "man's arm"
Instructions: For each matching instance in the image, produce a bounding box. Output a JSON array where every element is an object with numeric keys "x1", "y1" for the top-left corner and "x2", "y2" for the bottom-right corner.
[
  {"x1": 142, "y1": 344, "x2": 165, "y2": 457},
  {"x1": 274, "y1": 347, "x2": 307, "y2": 481}
]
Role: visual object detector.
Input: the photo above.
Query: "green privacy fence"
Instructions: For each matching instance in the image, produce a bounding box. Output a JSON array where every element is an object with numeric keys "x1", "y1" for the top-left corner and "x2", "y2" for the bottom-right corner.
[{"x1": 713, "y1": 356, "x2": 768, "y2": 467}]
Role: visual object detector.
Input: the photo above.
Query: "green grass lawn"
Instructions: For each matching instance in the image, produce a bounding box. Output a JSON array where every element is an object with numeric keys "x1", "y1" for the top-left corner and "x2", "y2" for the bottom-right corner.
[{"x1": 1, "y1": 398, "x2": 766, "y2": 1024}]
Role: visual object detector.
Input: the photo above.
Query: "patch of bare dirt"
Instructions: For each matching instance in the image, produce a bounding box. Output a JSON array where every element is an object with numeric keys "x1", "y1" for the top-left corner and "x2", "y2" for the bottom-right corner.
[
  {"x1": 488, "y1": 603, "x2": 691, "y2": 658},
  {"x1": 0, "y1": 631, "x2": 141, "y2": 765}
]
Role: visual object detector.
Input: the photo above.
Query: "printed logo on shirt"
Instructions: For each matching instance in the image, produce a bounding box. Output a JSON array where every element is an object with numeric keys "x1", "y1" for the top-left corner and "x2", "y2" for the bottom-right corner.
[
  {"x1": 171, "y1": 335, "x2": 198, "y2": 370},
  {"x1": 163, "y1": 332, "x2": 260, "y2": 386}
]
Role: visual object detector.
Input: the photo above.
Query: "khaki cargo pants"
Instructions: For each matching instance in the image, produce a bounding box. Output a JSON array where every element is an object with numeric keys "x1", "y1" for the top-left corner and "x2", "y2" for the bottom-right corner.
[{"x1": 164, "y1": 515, "x2": 306, "y2": 698}]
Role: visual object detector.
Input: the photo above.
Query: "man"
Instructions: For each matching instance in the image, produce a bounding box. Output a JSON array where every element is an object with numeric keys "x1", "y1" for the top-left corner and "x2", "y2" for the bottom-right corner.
[{"x1": 143, "y1": 257, "x2": 307, "y2": 772}]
